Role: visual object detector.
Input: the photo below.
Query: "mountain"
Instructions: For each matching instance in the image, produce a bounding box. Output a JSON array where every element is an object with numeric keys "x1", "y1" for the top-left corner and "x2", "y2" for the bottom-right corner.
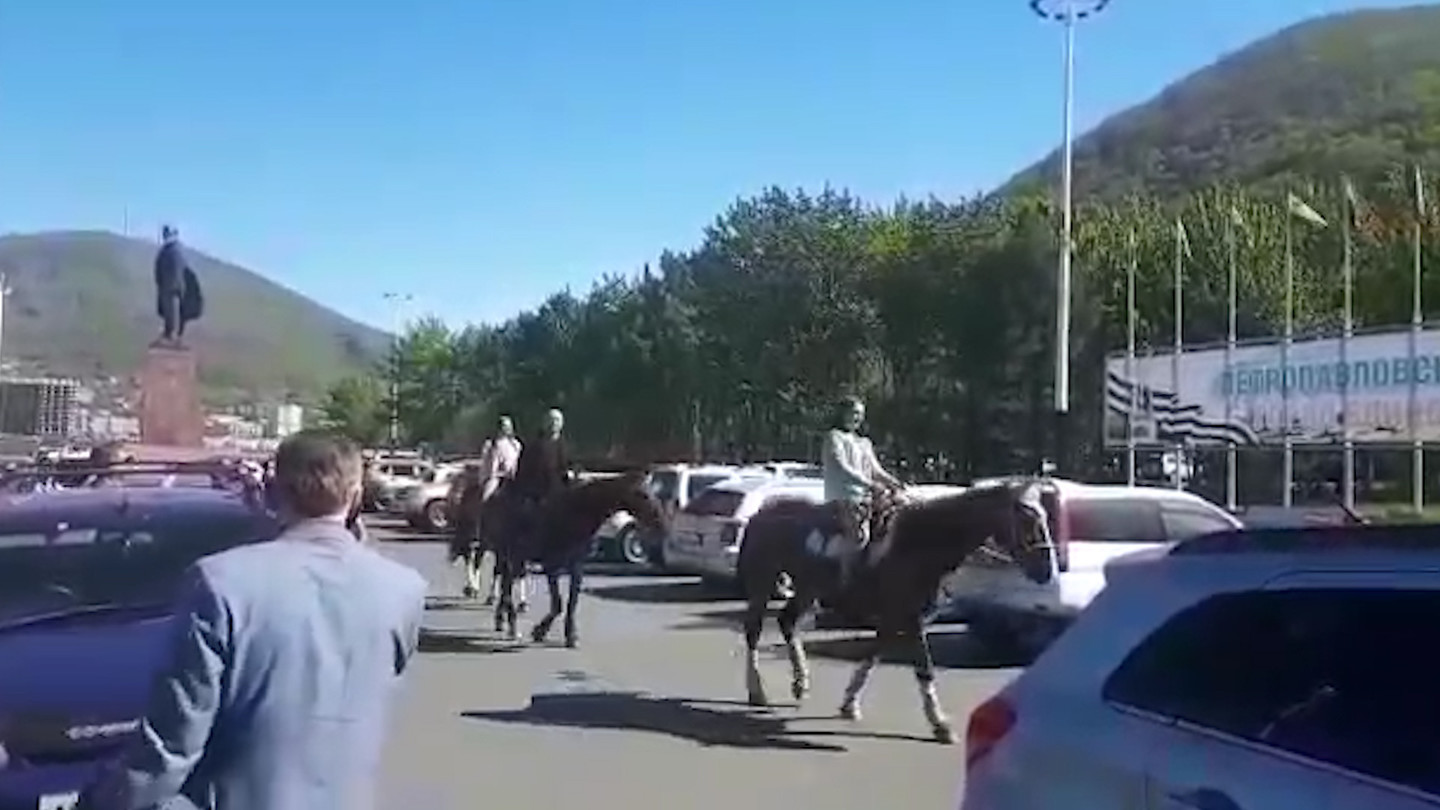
[
  {"x1": 1006, "y1": 4, "x2": 1440, "y2": 200},
  {"x1": 0, "y1": 231, "x2": 389, "y2": 400}
]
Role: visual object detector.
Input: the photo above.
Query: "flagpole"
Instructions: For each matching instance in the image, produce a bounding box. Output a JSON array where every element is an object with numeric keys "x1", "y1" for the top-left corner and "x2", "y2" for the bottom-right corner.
[
  {"x1": 1340, "y1": 178, "x2": 1356, "y2": 513},
  {"x1": 1412, "y1": 166, "x2": 1426, "y2": 515},
  {"x1": 1225, "y1": 206, "x2": 1239, "y2": 511},
  {"x1": 1282, "y1": 203, "x2": 1295, "y2": 508},
  {"x1": 1172, "y1": 217, "x2": 1185, "y2": 490},
  {"x1": 1126, "y1": 227, "x2": 1138, "y2": 487}
]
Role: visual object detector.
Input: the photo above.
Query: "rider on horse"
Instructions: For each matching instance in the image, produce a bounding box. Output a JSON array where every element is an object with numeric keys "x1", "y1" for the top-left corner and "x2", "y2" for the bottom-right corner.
[
  {"x1": 455, "y1": 415, "x2": 522, "y2": 599},
  {"x1": 822, "y1": 395, "x2": 902, "y2": 589},
  {"x1": 511, "y1": 407, "x2": 573, "y2": 557}
]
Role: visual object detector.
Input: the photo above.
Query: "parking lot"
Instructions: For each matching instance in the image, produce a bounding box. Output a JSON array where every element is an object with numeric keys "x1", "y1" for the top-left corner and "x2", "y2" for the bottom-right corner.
[{"x1": 370, "y1": 518, "x2": 1023, "y2": 809}]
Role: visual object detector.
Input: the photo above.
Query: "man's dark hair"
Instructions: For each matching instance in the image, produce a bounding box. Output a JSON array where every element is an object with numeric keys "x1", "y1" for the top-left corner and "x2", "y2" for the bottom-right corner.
[
  {"x1": 274, "y1": 431, "x2": 363, "y2": 518},
  {"x1": 833, "y1": 395, "x2": 864, "y2": 427}
]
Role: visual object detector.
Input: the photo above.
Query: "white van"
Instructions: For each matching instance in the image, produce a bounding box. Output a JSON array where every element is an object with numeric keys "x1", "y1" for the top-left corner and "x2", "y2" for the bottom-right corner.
[{"x1": 943, "y1": 478, "x2": 1241, "y2": 652}]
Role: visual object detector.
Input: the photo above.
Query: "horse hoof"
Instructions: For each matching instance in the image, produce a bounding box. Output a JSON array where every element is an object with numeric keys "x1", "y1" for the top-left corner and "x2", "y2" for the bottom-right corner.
[
  {"x1": 462, "y1": 586, "x2": 478, "y2": 599},
  {"x1": 839, "y1": 704, "x2": 861, "y2": 722},
  {"x1": 791, "y1": 682, "x2": 809, "y2": 702},
  {"x1": 483, "y1": 597, "x2": 495, "y2": 607},
  {"x1": 747, "y1": 693, "x2": 770, "y2": 708},
  {"x1": 564, "y1": 637, "x2": 579, "y2": 649},
  {"x1": 530, "y1": 627, "x2": 548, "y2": 644},
  {"x1": 932, "y1": 723, "x2": 956, "y2": 744}
]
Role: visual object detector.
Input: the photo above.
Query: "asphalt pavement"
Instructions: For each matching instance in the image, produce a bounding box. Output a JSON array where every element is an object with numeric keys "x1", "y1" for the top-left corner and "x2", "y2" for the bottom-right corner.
[{"x1": 368, "y1": 516, "x2": 1025, "y2": 810}]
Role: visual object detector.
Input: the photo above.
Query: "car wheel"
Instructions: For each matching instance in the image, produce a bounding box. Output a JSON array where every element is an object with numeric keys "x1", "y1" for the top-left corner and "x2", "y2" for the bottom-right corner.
[
  {"x1": 617, "y1": 526, "x2": 648, "y2": 566},
  {"x1": 423, "y1": 500, "x2": 450, "y2": 533}
]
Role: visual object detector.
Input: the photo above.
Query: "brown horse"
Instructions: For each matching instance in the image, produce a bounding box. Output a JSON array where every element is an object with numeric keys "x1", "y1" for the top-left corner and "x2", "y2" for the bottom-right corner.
[
  {"x1": 735, "y1": 478, "x2": 1056, "y2": 743},
  {"x1": 484, "y1": 470, "x2": 668, "y2": 646}
]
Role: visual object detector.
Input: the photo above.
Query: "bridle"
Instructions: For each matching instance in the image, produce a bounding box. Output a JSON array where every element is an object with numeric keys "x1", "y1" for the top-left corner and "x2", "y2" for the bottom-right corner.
[{"x1": 968, "y1": 483, "x2": 1057, "y2": 566}]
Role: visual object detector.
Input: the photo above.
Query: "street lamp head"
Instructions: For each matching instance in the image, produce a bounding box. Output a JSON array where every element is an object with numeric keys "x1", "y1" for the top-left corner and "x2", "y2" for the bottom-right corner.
[{"x1": 1029, "y1": 0, "x2": 1109, "y2": 21}]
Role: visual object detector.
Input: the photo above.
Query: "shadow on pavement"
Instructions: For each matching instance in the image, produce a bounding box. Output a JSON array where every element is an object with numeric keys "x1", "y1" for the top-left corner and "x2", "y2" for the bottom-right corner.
[
  {"x1": 805, "y1": 627, "x2": 1031, "y2": 670},
  {"x1": 463, "y1": 691, "x2": 850, "y2": 751},
  {"x1": 587, "y1": 578, "x2": 738, "y2": 605},
  {"x1": 425, "y1": 596, "x2": 493, "y2": 612},
  {"x1": 418, "y1": 628, "x2": 526, "y2": 655},
  {"x1": 669, "y1": 606, "x2": 749, "y2": 631}
]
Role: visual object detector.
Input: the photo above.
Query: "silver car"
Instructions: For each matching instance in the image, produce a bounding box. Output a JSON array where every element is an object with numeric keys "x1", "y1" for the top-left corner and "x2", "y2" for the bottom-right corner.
[{"x1": 961, "y1": 522, "x2": 1440, "y2": 810}]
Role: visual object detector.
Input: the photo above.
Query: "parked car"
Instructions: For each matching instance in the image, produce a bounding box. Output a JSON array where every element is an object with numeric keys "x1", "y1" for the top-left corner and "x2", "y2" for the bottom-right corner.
[
  {"x1": 362, "y1": 456, "x2": 433, "y2": 512},
  {"x1": 396, "y1": 462, "x2": 475, "y2": 532},
  {"x1": 961, "y1": 522, "x2": 1440, "y2": 810},
  {"x1": 588, "y1": 463, "x2": 747, "y2": 567},
  {"x1": 942, "y1": 478, "x2": 1241, "y2": 654},
  {"x1": 664, "y1": 476, "x2": 827, "y2": 585},
  {"x1": 0, "y1": 470, "x2": 278, "y2": 810}
]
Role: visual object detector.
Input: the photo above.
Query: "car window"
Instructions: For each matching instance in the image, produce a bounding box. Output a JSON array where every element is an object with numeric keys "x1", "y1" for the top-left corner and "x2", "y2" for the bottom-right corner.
[
  {"x1": 1103, "y1": 588, "x2": 1440, "y2": 797},
  {"x1": 1160, "y1": 503, "x2": 1236, "y2": 541},
  {"x1": 1069, "y1": 498, "x2": 1165, "y2": 542},
  {"x1": 686, "y1": 474, "x2": 731, "y2": 502},
  {"x1": 648, "y1": 471, "x2": 681, "y2": 504},
  {"x1": 682, "y1": 489, "x2": 746, "y2": 517}
]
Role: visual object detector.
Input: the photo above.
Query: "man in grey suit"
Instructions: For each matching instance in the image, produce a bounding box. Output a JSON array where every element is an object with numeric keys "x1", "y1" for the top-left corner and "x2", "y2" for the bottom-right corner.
[{"x1": 79, "y1": 431, "x2": 428, "y2": 810}]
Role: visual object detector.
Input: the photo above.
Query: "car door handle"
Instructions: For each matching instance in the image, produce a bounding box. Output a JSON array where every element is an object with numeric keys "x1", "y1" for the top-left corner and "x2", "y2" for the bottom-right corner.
[{"x1": 1165, "y1": 788, "x2": 1242, "y2": 810}]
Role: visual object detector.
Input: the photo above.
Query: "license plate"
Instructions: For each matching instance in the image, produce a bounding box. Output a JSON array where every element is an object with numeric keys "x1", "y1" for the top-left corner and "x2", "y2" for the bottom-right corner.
[{"x1": 39, "y1": 793, "x2": 80, "y2": 810}]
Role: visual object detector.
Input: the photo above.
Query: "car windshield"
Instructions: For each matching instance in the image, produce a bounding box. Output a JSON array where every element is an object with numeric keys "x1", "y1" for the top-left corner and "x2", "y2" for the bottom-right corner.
[{"x1": 0, "y1": 510, "x2": 275, "y2": 620}]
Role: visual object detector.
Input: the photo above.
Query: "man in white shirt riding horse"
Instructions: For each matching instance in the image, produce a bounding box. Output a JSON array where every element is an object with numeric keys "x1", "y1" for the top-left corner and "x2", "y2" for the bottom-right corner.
[{"x1": 822, "y1": 395, "x2": 902, "y2": 589}]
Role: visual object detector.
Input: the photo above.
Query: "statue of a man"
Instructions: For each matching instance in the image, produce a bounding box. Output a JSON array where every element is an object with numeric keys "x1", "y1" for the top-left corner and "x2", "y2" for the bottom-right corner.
[{"x1": 153, "y1": 225, "x2": 205, "y2": 345}]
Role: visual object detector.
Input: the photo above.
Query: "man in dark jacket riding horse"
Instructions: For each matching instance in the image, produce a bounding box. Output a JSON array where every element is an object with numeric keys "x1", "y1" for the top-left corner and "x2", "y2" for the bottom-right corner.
[{"x1": 513, "y1": 407, "x2": 572, "y2": 521}]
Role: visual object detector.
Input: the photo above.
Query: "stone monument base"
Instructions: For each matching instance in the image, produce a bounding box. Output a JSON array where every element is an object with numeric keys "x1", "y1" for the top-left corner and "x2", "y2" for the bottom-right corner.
[{"x1": 139, "y1": 344, "x2": 204, "y2": 448}]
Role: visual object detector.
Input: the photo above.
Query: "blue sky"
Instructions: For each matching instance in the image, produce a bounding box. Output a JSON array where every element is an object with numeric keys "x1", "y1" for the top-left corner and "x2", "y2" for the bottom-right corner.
[{"x1": 0, "y1": 0, "x2": 1411, "y2": 332}]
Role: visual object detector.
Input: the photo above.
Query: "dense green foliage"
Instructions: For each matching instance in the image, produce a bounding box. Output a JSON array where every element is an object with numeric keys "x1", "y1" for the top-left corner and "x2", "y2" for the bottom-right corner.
[
  {"x1": 0, "y1": 231, "x2": 388, "y2": 400},
  {"x1": 1007, "y1": 5, "x2": 1440, "y2": 200},
  {"x1": 322, "y1": 171, "x2": 1440, "y2": 478}
]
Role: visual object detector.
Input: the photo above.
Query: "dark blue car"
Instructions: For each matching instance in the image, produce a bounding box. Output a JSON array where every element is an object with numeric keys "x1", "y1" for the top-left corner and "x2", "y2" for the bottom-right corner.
[{"x1": 0, "y1": 483, "x2": 277, "y2": 810}]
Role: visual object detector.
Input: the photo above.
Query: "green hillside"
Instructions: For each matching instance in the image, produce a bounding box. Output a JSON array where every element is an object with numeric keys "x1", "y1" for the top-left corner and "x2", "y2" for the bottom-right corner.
[
  {"x1": 0, "y1": 231, "x2": 388, "y2": 399},
  {"x1": 1007, "y1": 3, "x2": 1440, "y2": 199}
]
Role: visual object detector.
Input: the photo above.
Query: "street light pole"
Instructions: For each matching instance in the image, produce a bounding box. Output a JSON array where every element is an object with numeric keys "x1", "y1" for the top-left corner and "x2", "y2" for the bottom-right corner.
[
  {"x1": 382, "y1": 292, "x2": 413, "y2": 448},
  {"x1": 1029, "y1": 0, "x2": 1109, "y2": 475}
]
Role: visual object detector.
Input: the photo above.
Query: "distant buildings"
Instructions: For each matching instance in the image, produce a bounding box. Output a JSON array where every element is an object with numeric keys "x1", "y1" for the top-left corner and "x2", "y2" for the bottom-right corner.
[
  {"x1": 0, "y1": 377, "x2": 79, "y2": 437},
  {"x1": 270, "y1": 403, "x2": 304, "y2": 438}
]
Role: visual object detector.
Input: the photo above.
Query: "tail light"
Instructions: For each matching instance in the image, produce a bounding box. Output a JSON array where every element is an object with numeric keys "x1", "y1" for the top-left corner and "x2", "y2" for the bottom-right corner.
[{"x1": 965, "y1": 694, "x2": 1016, "y2": 769}]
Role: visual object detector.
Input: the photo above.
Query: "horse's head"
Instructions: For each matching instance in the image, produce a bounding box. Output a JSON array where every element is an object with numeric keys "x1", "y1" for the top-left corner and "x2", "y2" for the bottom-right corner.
[
  {"x1": 611, "y1": 469, "x2": 669, "y2": 536},
  {"x1": 987, "y1": 479, "x2": 1057, "y2": 585}
]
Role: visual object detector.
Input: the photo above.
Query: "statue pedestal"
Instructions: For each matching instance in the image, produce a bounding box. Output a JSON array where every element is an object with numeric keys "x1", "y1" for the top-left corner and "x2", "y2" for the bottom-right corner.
[{"x1": 139, "y1": 344, "x2": 204, "y2": 447}]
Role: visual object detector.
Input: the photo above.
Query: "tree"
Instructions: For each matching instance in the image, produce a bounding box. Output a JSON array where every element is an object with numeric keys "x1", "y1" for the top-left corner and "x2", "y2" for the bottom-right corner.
[
  {"x1": 323, "y1": 170, "x2": 1440, "y2": 478},
  {"x1": 319, "y1": 375, "x2": 388, "y2": 445}
]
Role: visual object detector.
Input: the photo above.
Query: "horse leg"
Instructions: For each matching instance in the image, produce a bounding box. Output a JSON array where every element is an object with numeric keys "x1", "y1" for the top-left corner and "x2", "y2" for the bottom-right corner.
[
  {"x1": 776, "y1": 589, "x2": 815, "y2": 702},
  {"x1": 495, "y1": 557, "x2": 520, "y2": 641},
  {"x1": 484, "y1": 547, "x2": 500, "y2": 605},
  {"x1": 530, "y1": 571, "x2": 562, "y2": 643},
  {"x1": 839, "y1": 627, "x2": 885, "y2": 721},
  {"x1": 905, "y1": 617, "x2": 954, "y2": 744},
  {"x1": 742, "y1": 589, "x2": 770, "y2": 707},
  {"x1": 463, "y1": 546, "x2": 482, "y2": 599},
  {"x1": 562, "y1": 561, "x2": 583, "y2": 648}
]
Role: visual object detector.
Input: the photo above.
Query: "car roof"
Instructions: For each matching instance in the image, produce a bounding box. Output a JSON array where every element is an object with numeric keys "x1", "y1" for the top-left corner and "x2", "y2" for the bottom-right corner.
[
  {"x1": 650, "y1": 463, "x2": 739, "y2": 475},
  {"x1": 971, "y1": 476, "x2": 1219, "y2": 506},
  {"x1": 709, "y1": 476, "x2": 824, "y2": 495},
  {"x1": 0, "y1": 487, "x2": 265, "y2": 533}
]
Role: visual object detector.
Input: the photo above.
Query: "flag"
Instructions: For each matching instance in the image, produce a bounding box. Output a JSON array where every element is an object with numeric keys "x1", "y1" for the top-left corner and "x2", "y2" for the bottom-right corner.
[
  {"x1": 1341, "y1": 175, "x2": 1362, "y2": 230},
  {"x1": 1287, "y1": 192, "x2": 1328, "y2": 228},
  {"x1": 1416, "y1": 165, "x2": 1428, "y2": 218},
  {"x1": 1174, "y1": 217, "x2": 1191, "y2": 259}
]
